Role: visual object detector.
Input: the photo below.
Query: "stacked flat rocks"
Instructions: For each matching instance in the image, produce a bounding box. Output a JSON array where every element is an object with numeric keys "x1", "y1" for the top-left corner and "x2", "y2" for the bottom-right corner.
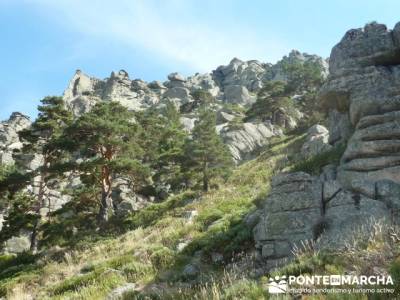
[{"x1": 254, "y1": 21, "x2": 400, "y2": 269}]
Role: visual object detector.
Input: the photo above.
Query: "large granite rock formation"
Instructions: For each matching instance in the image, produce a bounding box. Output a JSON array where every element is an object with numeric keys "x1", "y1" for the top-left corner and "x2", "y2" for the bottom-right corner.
[
  {"x1": 301, "y1": 124, "x2": 332, "y2": 159},
  {"x1": 61, "y1": 52, "x2": 326, "y2": 162},
  {"x1": 63, "y1": 52, "x2": 327, "y2": 115},
  {"x1": 0, "y1": 112, "x2": 31, "y2": 165},
  {"x1": 254, "y1": 21, "x2": 400, "y2": 269},
  {"x1": 219, "y1": 122, "x2": 282, "y2": 162}
]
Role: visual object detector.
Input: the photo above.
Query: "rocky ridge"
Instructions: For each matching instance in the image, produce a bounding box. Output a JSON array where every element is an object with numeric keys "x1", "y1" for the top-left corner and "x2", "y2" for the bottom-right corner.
[
  {"x1": 0, "y1": 51, "x2": 327, "y2": 253},
  {"x1": 62, "y1": 51, "x2": 326, "y2": 161},
  {"x1": 254, "y1": 21, "x2": 400, "y2": 269}
]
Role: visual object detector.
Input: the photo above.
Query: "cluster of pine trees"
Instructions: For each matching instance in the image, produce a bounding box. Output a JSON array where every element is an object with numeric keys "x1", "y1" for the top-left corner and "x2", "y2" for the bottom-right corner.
[
  {"x1": 0, "y1": 94, "x2": 233, "y2": 252},
  {"x1": 245, "y1": 60, "x2": 325, "y2": 128}
]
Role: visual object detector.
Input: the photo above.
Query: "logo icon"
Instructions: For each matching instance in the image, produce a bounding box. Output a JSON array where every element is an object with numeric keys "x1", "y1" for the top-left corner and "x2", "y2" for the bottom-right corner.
[{"x1": 267, "y1": 275, "x2": 288, "y2": 294}]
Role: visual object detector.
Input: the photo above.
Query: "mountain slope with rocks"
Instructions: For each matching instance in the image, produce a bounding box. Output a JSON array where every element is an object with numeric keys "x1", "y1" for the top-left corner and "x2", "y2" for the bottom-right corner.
[{"x1": 1, "y1": 21, "x2": 400, "y2": 300}]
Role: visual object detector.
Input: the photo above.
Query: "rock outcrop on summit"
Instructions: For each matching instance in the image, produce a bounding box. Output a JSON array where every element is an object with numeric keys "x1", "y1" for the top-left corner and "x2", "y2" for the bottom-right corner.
[
  {"x1": 254, "y1": 21, "x2": 400, "y2": 269},
  {"x1": 62, "y1": 52, "x2": 327, "y2": 162},
  {"x1": 0, "y1": 113, "x2": 31, "y2": 166}
]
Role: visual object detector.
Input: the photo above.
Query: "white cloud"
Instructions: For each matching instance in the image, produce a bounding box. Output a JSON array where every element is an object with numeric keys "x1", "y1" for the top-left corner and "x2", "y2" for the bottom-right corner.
[{"x1": 25, "y1": 0, "x2": 290, "y2": 72}]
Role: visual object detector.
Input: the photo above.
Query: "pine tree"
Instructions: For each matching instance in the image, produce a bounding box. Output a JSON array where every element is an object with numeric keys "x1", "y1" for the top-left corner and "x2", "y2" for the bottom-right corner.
[
  {"x1": 135, "y1": 102, "x2": 188, "y2": 193},
  {"x1": 11, "y1": 96, "x2": 72, "y2": 252},
  {"x1": 281, "y1": 59, "x2": 324, "y2": 92},
  {"x1": 62, "y1": 101, "x2": 149, "y2": 222},
  {"x1": 245, "y1": 81, "x2": 296, "y2": 123},
  {"x1": 185, "y1": 105, "x2": 233, "y2": 192},
  {"x1": 155, "y1": 102, "x2": 187, "y2": 190}
]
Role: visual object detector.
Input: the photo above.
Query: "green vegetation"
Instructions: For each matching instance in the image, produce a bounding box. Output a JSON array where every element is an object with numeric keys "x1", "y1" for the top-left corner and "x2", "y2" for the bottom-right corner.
[
  {"x1": 0, "y1": 55, "x2": 393, "y2": 299},
  {"x1": 60, "y1": 101, "x2": 149, "y2": 222},
  {"x1": 245, "y1": 81, "x2": 297, "y2": 124},
  {"x1": 1, "y1": 96, "x2": 72, "y2": 252},
  {"x1": 290, "y1": 143, "x2": 346, "y2": 175},
  {"x1": 184, "y1": 105, "x2": 233, "y2": 191},
  {"x1": 136, "y1": 101, "x2": 189, "y2": 193},
  {"x1": 0, "y1": 131, "x2": 301, "y2": 299},
  {"x1": 280, "y1": 58, "x2": 325, "y2": 92}
]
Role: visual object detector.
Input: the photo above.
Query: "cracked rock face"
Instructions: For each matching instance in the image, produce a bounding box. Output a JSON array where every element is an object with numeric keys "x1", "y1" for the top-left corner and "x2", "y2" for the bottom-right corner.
[
  {"x1": 253, "y1": 172, "x2": 322, "y2": 261},
  {"x1": 219, "y1": 122, "x2": 282, "y2": 162},
  {"x1": 301, "y1": 124, "x2": 332, "y2": 159},
  {"x1": 62, "y1": 53, "x2": 326, "y2": 162},
  {"x1": 0, "y1": 112, "x2": 31, "y2": 165},
  {"x1": 254, "y1": 21, "x2": 400, "y2": 269}
]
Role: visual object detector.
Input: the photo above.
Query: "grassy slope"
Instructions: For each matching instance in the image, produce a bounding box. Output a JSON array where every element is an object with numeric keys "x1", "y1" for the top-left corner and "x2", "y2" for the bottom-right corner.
[
  {"x1": 1, "y1": 133, "x2": 399, "y2": 299},
  {"x1": 0, "y1": 134, "x2": 305, "y2": 300}
]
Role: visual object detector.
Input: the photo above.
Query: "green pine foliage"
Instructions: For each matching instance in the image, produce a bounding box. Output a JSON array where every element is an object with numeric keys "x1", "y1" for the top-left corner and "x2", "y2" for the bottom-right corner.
[
  {"x1": 184, "y1": 105, "x2": 233, "y2": 191},
  {"x1": 155, "y1": 102, "x2": 188, "y2": 191},
  {"x1": 1, "y1": 96, "x2": 72, "y2": 252},
  {"x1": 245, "y1": 80, "x2": 297, "y2": 123},
  {"x1": 61, "y1": 101, "x2": 149, "y2": 222},
  {"x1": 0, "y1": 193, "x2": 38, "y2": 244},
  {"x1": 280, "y1": 59, "x2": 325, "y2": 92},
  {"x1": 136, "y1": 101, "x2": 188, "y2": 193}
]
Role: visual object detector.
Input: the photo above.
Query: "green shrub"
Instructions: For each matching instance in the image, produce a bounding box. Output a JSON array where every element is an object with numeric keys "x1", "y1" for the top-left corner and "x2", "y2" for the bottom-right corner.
[
  {"x1": 122, "y1": 191, "x2": 197, "y2": 230},
  {"x1": 122, "y1": 261, "x2": 153, "y2": 282},
  {"x1": 149, "y1": 246, "x2": 175, "y2": 269},
  {"x1": 51, "y1": 271, "x2": 100, "y2": 295},
  {"x1": 223, "y1": 279, "x2": 266, "y2": 300},
  {"x1": 291, "y1": 143, "x2": 346, "y2": 175},
  {"x1": 184, "y1": 215, "x2": 253, "y2": 259},
  {"x1": 227, "y1": 116, "x2": 245, "y2": 131},
  {"x1": 50, "y1": 269, "x2": 125, "y2": 298},
  {"x1": 0, "y1": 253, "x2": 38, "y2": 280}
]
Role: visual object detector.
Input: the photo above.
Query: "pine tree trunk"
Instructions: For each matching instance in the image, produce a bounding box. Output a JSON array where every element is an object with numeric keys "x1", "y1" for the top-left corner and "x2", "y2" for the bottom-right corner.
[
  {"x1": 202, "y1": 161, "x2": 209, "y2": 192},
  {"x1": 99, "y1": 188, "x2": 113, "y2": 222},
  {"x1": 98, "y1": 166, "x2": 114, "y2": 222},
  {"x1": 30, "y1": 220, "x2": 39, "y2": 253},
  {"x1": 30, "y1": 169, "x2": 46, "y2": 253}
]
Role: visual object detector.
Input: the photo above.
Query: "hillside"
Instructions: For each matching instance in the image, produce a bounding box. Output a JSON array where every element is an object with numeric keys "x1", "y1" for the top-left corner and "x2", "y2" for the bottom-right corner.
[{"x1": 1, "y1": 21, "x2": 400, "y2": 300}]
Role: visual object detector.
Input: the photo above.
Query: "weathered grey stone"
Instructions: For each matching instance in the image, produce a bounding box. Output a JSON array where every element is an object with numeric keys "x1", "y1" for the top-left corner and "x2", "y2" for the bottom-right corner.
[
  {"x1": 179, "y1": 117, "x2": 196, "y2": 132},
  {"x1": 320, "y1": 164, "x2": 337, "y2": 181},
  {"x1": 0, "y1": 211, "x2": 4, "y2": 232},
  {"x1": 182, "y1": 210, "x2": 198, "y2": 223},
  {"x1": 261, "y1": 243, "x2": 274, "y2": 258},
  {"x1": 63, "y1": 70, "x2": 103, "y2": 115},
  {"x1": 223, "y1": 85, "x2": 254, "y2": 104},
  {"x1": 327, "y1": 109, "x2": 353, "y2": 145},
  {"x1": 0, "y1": 112, "x2": 31, "y2": 165},
  {"x1": 320, "y1": 194, "x2": 391, "y2": 249},
  {"x1": 319, "y1": 23, "x2": 400, "y2": 125},
  {"x1": 220, "y1": 122, "x2": 282, "y2": 162},
  {"x1": 167, "y1": 72, "x2": 185, "y2": 82},
  {"x1": 376, "y1": 180, "x2": 400, "y2": 222},
  {"x1": 148, "y1": 80, "x2": 166, "y2": 90},
  {"x1": 177, "y1": 240, "x2": 189, "y2": 252},
  {"x1": 163, "y1": 87, "x2": 192, "y2": 105},
  {"x1": 301, "y1": 125, "x2": 332, "y2": 159},
  {"x1": 3, "y1": 235, "x2": 31, "y2": 254},
  {"x1": 253, "y1": 172, "x2": 322, "y2": 259},
  {"x1": 211, "y1": 252, "x2": 223, "y2": 264},
  {"x1": 255, "y1": 21, "x2": 400, "y2": 268},
  {"x1": 106, "y1": 283, "x2": 137, "y2": 300},
  {"x1": 322, "y1": 180, "x2": 342, "y2": 202},
  {"x1": 329, "y1": 22, "x2": 398, "y2": 76},
  {"x1": 182, "y1": 263, "x2": 199, "y2": 279},
  {"x1": 244, "y1": 210, "x2": 261, "y2": 229},
  {"x1": 217, "y1": 111, "x2": 236, "y2": 123}
]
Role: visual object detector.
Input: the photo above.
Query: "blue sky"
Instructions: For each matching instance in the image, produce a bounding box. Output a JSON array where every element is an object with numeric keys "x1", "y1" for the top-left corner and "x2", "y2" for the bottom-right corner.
[{"x1": 0, "y1": 0, "x2": 399, "y2": 120}]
